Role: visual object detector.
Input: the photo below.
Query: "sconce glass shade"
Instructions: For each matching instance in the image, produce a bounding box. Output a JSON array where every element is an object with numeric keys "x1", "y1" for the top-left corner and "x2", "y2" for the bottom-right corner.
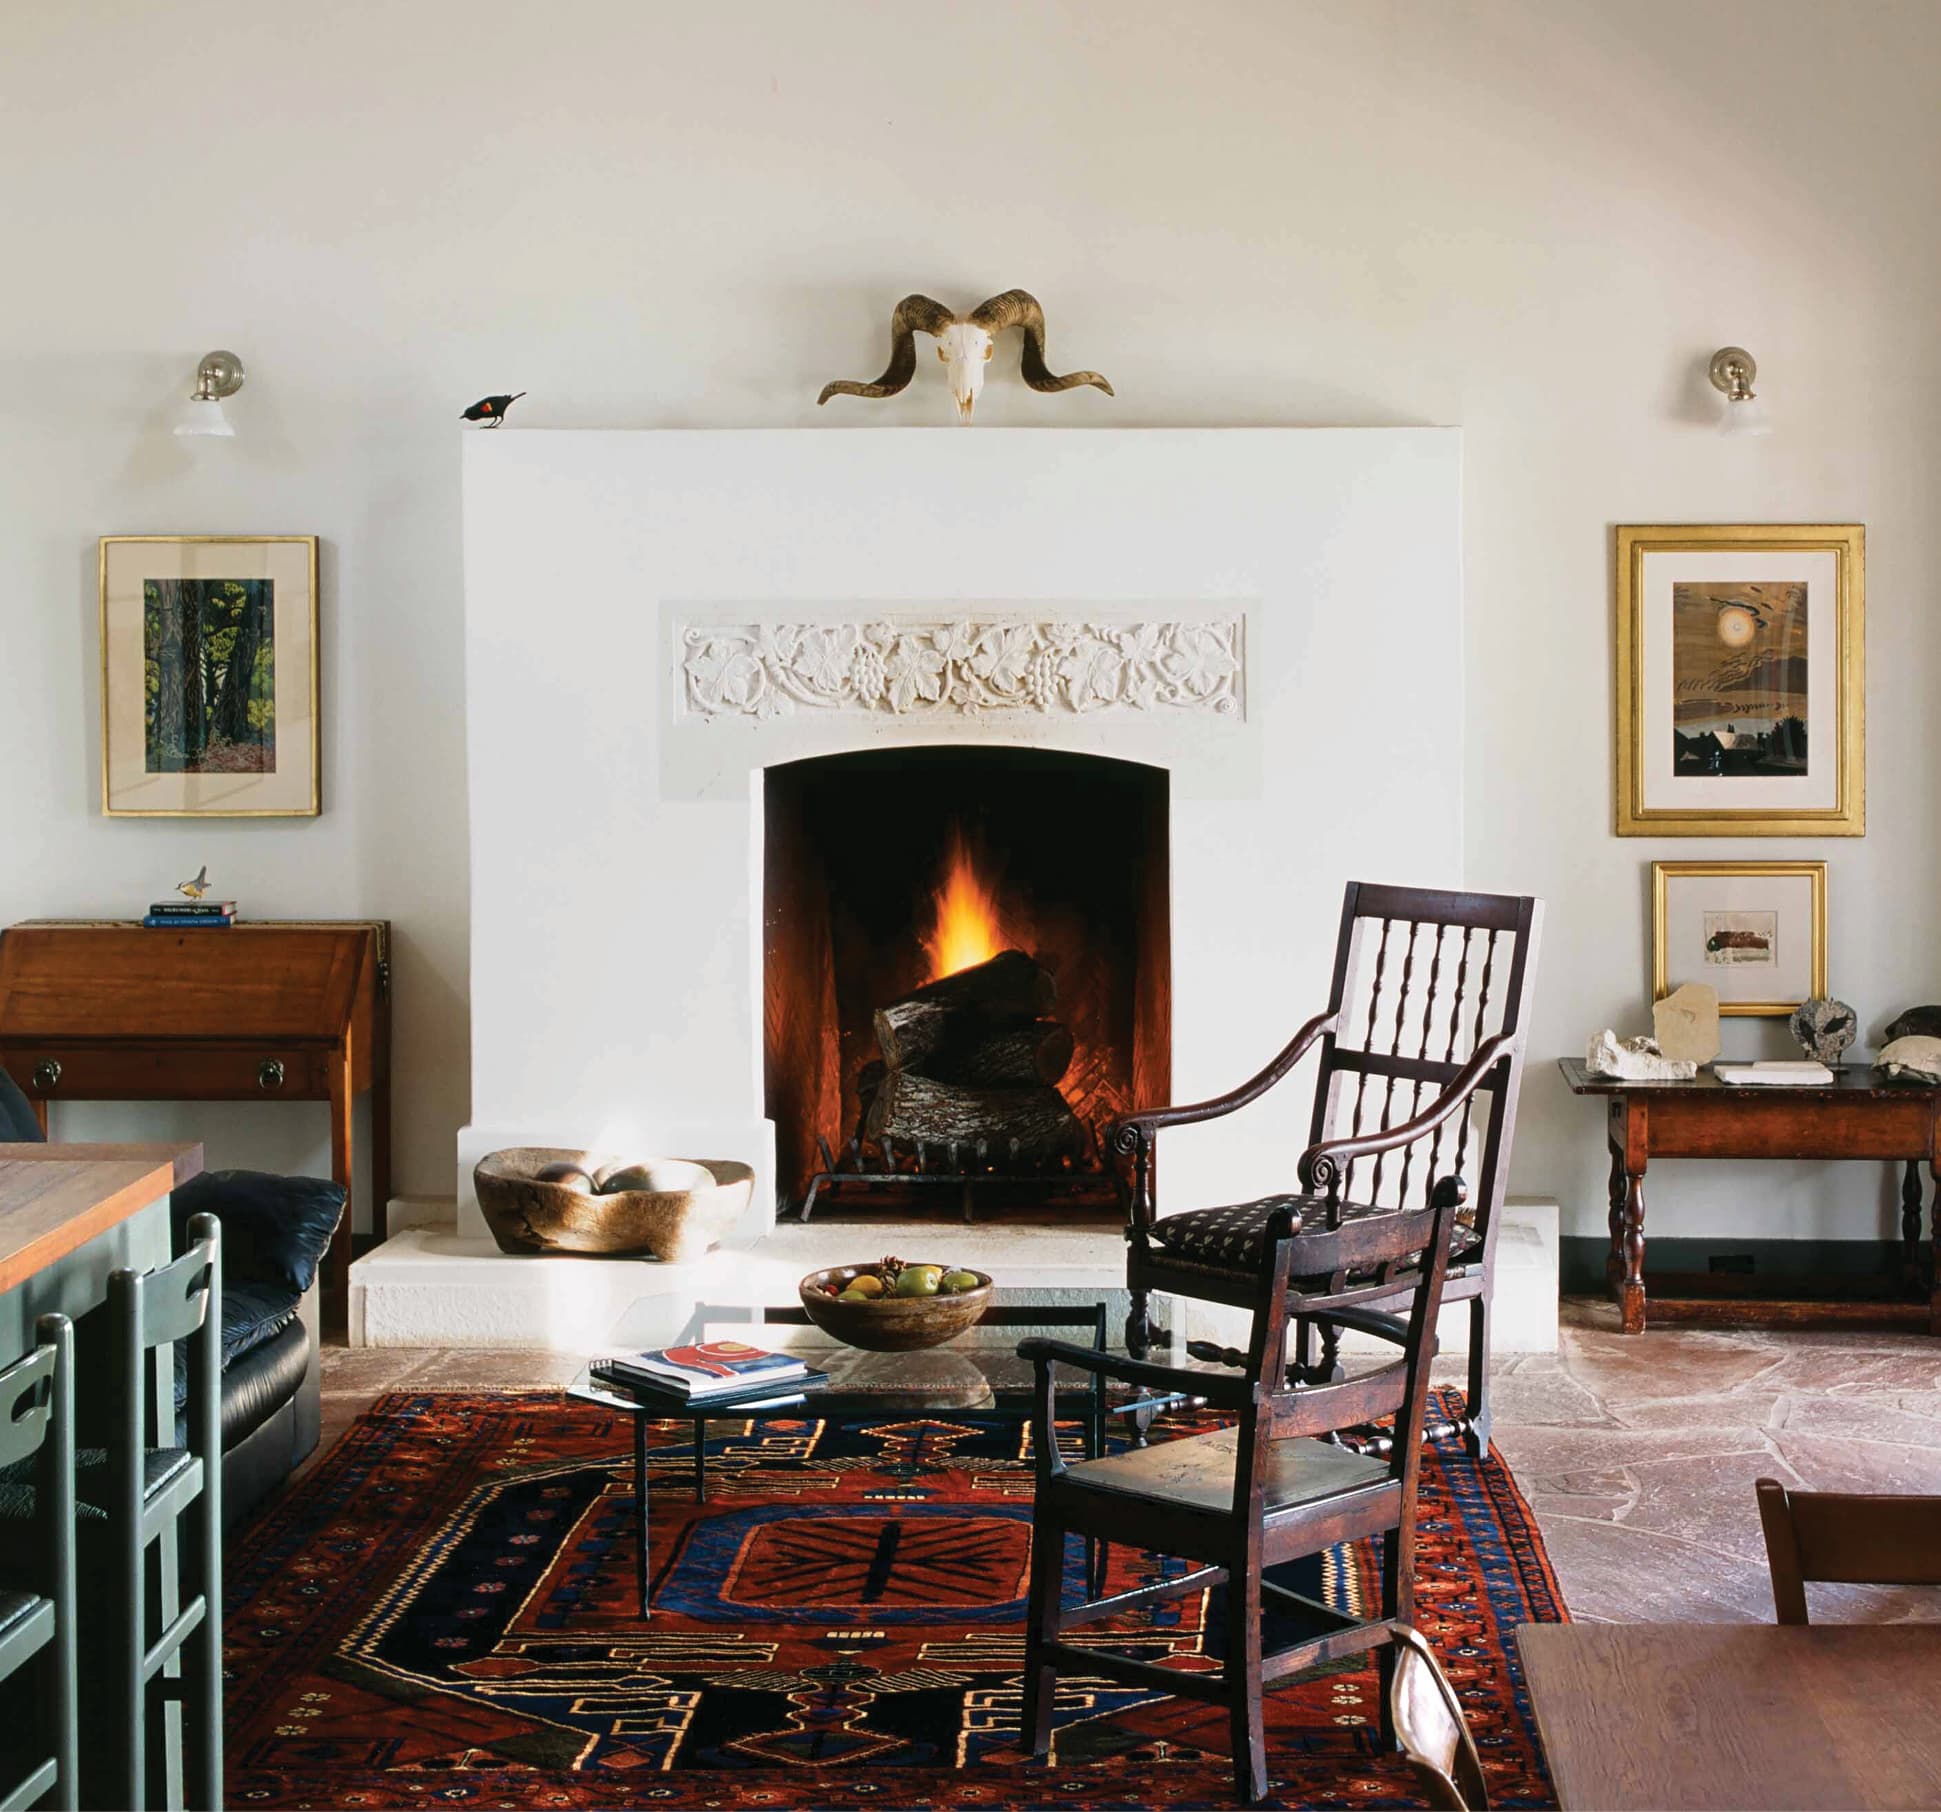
[
  {"x1": 1708, "y1": 346, "x2": 1771, "y2": 437},
  {"x1": 1719, "y1": 394, "x2": 1772, "y2": 438},
  {"x1": 174, "y1": 397, "x2": 236, "y2": 438}
]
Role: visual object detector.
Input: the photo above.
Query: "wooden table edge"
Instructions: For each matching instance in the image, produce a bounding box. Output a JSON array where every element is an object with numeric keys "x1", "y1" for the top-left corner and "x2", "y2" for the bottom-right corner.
[
  {"x1": 0, "y1": 1150, "x2": 191, "y2": 1294},
  {"x1": 0, "y1": 1140, "x2": 204, "y2": 1186}
]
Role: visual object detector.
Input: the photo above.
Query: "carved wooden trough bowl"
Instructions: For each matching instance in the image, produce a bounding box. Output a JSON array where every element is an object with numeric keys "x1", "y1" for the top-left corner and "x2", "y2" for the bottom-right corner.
[
  {"x1": 797, "y1": 1265, "x2": 994, "y2": 1352},
  {"x1": 473, "y1": 1147, "x2": 753, "y2": 1263}
]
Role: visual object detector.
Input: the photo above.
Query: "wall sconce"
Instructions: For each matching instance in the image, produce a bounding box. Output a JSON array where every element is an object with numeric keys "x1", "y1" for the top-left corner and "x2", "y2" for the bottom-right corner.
[
  {"x1": 1708, "y1": 346, "x2": 1771, "y2": 437},
  {"x1": 174, "y1": 350, "x2": 245, "y2": 438}
]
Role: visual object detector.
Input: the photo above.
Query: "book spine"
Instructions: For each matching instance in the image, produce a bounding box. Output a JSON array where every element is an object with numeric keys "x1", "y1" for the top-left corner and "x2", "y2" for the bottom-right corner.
[{"x1": 142, "y1": 914, "x2": 234, "y2": 928}]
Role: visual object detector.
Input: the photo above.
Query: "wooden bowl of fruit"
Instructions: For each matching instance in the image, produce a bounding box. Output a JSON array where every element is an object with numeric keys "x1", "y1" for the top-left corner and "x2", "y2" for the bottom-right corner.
[{"x1": 797, "y1": 1257, "x2": 994, "y2": 1352}]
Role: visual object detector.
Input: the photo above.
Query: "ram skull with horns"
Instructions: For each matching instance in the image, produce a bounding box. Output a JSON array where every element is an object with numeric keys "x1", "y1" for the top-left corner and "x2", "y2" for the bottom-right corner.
[{"x1": 818, "y1": 290, "x2": 1113, "y2": 424}]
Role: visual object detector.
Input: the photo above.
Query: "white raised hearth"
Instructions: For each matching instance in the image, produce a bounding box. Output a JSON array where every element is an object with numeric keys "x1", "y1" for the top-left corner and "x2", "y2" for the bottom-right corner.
[
  {"x1": 353, "y1": 426, "x2": 1500, "y2": 1348},
  {"x1": 350, "y1": 1200, "x2": 1560, "y2": 1354}
]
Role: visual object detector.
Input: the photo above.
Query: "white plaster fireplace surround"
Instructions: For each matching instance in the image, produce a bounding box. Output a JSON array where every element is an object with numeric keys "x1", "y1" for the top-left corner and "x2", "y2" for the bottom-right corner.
[{"x1": 366, "y1": 429, "x2": 1464, "y2": 1345}]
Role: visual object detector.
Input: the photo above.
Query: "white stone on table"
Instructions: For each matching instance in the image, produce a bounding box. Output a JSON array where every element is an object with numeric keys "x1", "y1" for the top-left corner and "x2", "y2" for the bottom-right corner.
[
  {"x1": 1585, "y1": 1028, "x2": 1696, "y2": 1082},
  {"x1": 1653, "y1": 982, "x2": 1721, "y2": 1066}
]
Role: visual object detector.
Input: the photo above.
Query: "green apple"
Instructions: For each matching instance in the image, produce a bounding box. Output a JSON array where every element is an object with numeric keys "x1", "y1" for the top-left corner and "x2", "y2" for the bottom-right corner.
[
  {"x1": 940, "y1": 1270, "x2": 982, "y2": 1295},
  {"x1": 892, "y1": 1264, "x2": 944, "y2": 1298}
]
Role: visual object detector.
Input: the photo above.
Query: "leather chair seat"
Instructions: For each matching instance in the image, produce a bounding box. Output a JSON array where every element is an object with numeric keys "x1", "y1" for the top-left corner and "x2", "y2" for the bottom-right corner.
[{"x1": 208, "y1": 1318, "x2": 309, "y2": 1451}]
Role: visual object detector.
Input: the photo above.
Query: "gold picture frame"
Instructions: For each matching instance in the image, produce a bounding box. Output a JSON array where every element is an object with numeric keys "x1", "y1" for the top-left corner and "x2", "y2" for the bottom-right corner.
[
  {"x1": 99, "y1": 535, "x2": 320, "y2": 817},
  {"x1": 1616, "y1": 523, "x2": 1864, "y2": 836},
  {"x1": 1652, "y1": 859, "x2": 1827, "y2": 1017}
]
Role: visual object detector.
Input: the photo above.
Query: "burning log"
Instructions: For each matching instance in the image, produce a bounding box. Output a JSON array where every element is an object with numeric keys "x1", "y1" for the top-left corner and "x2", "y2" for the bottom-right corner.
[
  {"x1": 872, "y1": 949, "x2": 1056, "y2": 1071},
  {"x1": 934, "y1": 1020, "x2": 1074, "y2": 1087},
  {"x1": 866, "y1": 1071, "x2": 1086, "y2": 1165}
]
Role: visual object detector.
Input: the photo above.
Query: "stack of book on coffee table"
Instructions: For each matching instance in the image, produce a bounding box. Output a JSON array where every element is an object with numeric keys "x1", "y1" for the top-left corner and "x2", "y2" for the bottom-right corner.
[{"x1": 591, "y1": 1340, "x2": 828, "y2": 1409}]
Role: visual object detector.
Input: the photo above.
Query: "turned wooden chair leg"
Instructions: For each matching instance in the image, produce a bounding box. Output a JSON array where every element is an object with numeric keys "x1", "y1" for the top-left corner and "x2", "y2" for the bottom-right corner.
[
  {"x1": 1465, "y1": 1292, "x2": 1492, "y2": 1459},
  {"x1": 1378, "y1": 1525, "x2": 1413, "y2": 1752},
  {"x1": 1228, "y1": 1568, "x2": 1268, "y2": 1804},
  {"x1": 1021, "y1": 1513, "x2": 1064, "y2": 1759}
]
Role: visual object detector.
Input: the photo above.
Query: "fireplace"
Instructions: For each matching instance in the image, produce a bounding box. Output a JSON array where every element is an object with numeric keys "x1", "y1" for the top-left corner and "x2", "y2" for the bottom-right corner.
[
  {"x1": 763, "y1": 748, "x2": 1169, "y2": 1217},
  {"x1": 371, "y1": 428, "x2": 1470, "y2": 1350}
]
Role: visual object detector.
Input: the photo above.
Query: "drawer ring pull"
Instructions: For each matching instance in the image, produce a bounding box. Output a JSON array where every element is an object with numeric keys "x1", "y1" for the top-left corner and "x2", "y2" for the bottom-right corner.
[
  {"x1": 258, "y1": 1059, "x2": 286, "y2": 1091},
  {"x1": 31, "y1": 1059, "x2": 60, "y2": 1093}
]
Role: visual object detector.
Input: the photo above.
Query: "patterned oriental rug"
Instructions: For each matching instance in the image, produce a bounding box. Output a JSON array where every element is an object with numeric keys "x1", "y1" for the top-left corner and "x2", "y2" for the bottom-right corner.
[{"x1": 224, "y1": 1390, "x2": 1564, "y2": 1810}]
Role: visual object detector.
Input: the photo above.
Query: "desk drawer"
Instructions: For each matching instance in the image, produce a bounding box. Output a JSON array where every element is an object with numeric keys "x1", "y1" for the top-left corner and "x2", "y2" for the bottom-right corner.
[{"x1": 2, "y1": 1043, "x2": 331, "y2": 1102}]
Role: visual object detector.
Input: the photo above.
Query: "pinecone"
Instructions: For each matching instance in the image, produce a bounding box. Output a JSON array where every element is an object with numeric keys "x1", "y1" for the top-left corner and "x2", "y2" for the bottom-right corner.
[{"x1": 877, "y1": 1255, "x2": 905, "y2": 1280}]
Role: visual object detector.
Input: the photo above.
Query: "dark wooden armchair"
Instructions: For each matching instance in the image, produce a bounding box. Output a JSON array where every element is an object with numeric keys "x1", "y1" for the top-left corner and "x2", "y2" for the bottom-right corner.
[
  {"x1": 1113, "y1": 882, "x2": 1542, "y2": 1456},
  {"x1": 1018, "y1": 1179, "x2": 1461, "y2": 1804}
]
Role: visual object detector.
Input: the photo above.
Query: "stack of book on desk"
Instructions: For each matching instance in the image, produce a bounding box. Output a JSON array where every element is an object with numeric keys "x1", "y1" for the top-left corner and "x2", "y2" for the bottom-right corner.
[
  {"x1": 143, "y1": 899, "x2": 237, "y2": 929},
  {"x1": 591, "y1": 1340, "x2": 828, "y2": 1407},
  {"x1": 1713, "y1": 1060, "x2": 1836, "y2": 1086}
]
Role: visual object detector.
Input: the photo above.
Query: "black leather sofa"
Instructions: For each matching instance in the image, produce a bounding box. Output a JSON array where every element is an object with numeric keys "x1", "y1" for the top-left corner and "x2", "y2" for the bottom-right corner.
[{"x1": 0, "y1": 1068, "x2": 343, "y2": 1528}]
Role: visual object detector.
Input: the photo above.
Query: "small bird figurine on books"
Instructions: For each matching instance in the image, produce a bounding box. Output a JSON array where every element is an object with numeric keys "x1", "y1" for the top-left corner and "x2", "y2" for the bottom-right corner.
[
  {"x1": 176, "y1": 865, "x2": 210, "y2": 901},
  {"x1": 461, "y1": 392, "x2": 525, "y2": 428}
]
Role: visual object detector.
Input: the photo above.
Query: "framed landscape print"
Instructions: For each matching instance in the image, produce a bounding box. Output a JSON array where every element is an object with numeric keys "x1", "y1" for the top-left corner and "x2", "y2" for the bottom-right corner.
[
  {"x1": 1616, "y1": 524, "x2": 1864, "y2": 835},
  {"x1": 100, "y1": 535, "x2": 319, "y2": 816},
  {"x1": 1652, "y1": 860, "x2": 1827, "y2": 1017}
]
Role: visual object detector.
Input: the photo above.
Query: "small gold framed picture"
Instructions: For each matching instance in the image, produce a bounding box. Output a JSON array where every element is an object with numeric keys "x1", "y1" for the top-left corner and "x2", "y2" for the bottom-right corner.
[
  {"x1": 1615, "y1": 523, "x2": 1864, "y2": 836},
  {"x1": 99, "y1": 535, "x2": 320, "y2": 817},
  {"x1": 1652, "y1": 860, "x2": 1827, "y2": 1017}
]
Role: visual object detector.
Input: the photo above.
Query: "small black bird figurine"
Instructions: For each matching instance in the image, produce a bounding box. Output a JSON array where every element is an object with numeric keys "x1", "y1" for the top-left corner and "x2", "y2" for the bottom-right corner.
[{"x1": 461, "y1": 392, "x2": 525, "y2": 428}]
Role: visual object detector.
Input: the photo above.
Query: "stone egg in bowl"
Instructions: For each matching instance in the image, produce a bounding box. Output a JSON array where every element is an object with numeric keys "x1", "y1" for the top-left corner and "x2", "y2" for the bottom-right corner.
[{"x1": 473, "y1": 1146, "x2": 752, "y2": 1262}]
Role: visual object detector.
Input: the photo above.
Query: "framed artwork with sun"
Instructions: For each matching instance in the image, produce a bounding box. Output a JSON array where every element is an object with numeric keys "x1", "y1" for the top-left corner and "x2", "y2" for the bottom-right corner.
[{"x1": 1616, "y1": 523, "x2": 1864, "y2": 835}]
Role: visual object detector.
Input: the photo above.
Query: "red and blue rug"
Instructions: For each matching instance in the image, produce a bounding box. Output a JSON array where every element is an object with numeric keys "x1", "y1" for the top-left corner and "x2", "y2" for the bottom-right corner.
[{"x1": 224, "y1": 1390, "x2": 1563, "y2": 1809}]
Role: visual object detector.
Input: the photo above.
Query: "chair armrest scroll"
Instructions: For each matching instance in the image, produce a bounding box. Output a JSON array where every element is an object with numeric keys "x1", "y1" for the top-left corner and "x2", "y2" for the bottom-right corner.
[
  {"x1": 1015, "y1": 1336, "x2": 1252, "y2": 1411},
  {"x1": 1297, "y1": 1031, "x2": 1517, "y2": 1203},
  {"x1": 1108, "y1": 1009, "x2": 1338, "y2": 1158}
]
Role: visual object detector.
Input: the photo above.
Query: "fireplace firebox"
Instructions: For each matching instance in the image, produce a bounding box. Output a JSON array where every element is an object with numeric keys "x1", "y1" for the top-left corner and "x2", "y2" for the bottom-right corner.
[{"x1": 763, "y1": 748, "x2": 1169, "y2": 1218}]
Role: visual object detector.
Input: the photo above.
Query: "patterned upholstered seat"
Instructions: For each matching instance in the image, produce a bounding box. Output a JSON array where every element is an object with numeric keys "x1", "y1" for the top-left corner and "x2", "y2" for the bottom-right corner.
[
  {"x1": 1152, "y1": 1195, "x2": 1479, "y2": 1275},
  {"x1": 1150, "y1": 1197, "x2": 1305, "y2": 1270}
]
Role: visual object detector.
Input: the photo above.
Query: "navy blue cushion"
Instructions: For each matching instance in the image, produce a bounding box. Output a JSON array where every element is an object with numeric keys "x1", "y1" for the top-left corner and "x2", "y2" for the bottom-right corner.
[
  {"x1": 171, "y1": 1170, "x2": 345, "y2": 1295},
  {"x1": 0, "y1": 1070, "x2": 42, "y2": 1143}
]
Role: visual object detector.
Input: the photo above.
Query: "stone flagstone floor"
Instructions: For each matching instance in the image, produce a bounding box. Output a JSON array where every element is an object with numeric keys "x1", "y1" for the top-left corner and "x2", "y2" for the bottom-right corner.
[{"x1": 310, "y1": 1300, "x2": 1941, "y2": 1625}]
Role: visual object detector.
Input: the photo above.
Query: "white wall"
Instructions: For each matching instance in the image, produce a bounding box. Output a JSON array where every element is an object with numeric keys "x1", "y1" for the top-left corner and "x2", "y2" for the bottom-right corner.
[{"x1": 5, "y1": 1, "x2": 1938, "y2": 1242}]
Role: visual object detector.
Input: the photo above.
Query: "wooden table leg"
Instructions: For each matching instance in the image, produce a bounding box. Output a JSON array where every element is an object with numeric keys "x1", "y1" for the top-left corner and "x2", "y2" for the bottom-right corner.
[
  {"x1": 1902, "y1": 1160, "x2": 1925, "y2": 1291},
  {"x1": 1929, "y1": 1156, "x2": 1941, "y2": 1337},
  {"x1": 326, "y1": 1064, "x2": 353, "y2": 1334},
  {"x1": 1606, "y1": 1103, "x2": 1649, "y2": 1335},
  {"x1": 1618, "y1": 1165, "x2": 1648, "y2": 1334},
  {"x1": 372, "y1": 1072, "x2": 392, "y2": 1241},
  {"x1": 1604, "y1": 1139, "x2": 1626, "y2": 1298}
]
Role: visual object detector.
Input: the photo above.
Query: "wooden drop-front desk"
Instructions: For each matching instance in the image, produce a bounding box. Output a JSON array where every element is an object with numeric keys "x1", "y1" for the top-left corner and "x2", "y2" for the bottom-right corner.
[
  {"x1": 1560, "y1": 1058, "x2": 1941, "y2": 1335},
  {"x1": 0, "y1": 922, "x2": 389, "y2": 1329}
]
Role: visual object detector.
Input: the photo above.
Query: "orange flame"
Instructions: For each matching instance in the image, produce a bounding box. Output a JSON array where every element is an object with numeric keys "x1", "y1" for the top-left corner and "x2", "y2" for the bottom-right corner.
[{"x1": 923, "y1": 825, "x2": 1006, "y2": 980}]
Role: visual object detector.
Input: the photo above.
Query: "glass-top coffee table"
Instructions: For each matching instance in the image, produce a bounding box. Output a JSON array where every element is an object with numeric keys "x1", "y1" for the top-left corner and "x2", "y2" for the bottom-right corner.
[{"x1": 568, "y1": 1290, "x2": 1204, "y2": 1616}]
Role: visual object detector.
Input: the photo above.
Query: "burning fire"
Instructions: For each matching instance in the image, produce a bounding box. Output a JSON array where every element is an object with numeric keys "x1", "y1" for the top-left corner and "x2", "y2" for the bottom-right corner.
[{"x1": 922, "y1": 825, "x2": 1007, "y2": 980}]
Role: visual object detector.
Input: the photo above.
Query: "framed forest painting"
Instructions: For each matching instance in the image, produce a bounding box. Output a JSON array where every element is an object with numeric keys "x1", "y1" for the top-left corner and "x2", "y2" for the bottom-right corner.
[
  {"x1": 100, "y1": 535, "x2": 319, "y2": 817},
  {"x1": 1615, "y1": 523, "x2": 1864, "y2": 835}
]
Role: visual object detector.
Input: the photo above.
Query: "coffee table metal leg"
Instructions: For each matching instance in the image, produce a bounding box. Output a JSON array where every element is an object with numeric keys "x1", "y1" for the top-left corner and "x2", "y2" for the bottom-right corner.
[
  {"x1": 694, "y1": 1417, "x2": 707, "y2": 1501},
  {"x1": 634, "y1": 1413, "x2": 650, "y2": 1619}
]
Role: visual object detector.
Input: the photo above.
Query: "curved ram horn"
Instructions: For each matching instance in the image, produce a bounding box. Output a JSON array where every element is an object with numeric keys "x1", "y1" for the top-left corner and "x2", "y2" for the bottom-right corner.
[
  {"x1": 967, "y1": 289, "x2": 1114, "y2": 397},
  {"x1": 818, "y1": 294, "x2": 958, "y2": 404}
]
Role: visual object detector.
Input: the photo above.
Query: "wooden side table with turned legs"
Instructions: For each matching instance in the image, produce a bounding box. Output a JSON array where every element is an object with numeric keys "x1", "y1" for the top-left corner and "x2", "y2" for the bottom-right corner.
[{"x1": 1558, "y1": 1059, "x2": 1941, "y2": 1335}]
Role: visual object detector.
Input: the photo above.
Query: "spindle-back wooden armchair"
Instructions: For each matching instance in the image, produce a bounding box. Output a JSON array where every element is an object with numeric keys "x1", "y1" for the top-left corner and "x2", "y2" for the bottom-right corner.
[{"x1": 1114, "y1": 882, "x2": 1542, "y2": 1455}]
